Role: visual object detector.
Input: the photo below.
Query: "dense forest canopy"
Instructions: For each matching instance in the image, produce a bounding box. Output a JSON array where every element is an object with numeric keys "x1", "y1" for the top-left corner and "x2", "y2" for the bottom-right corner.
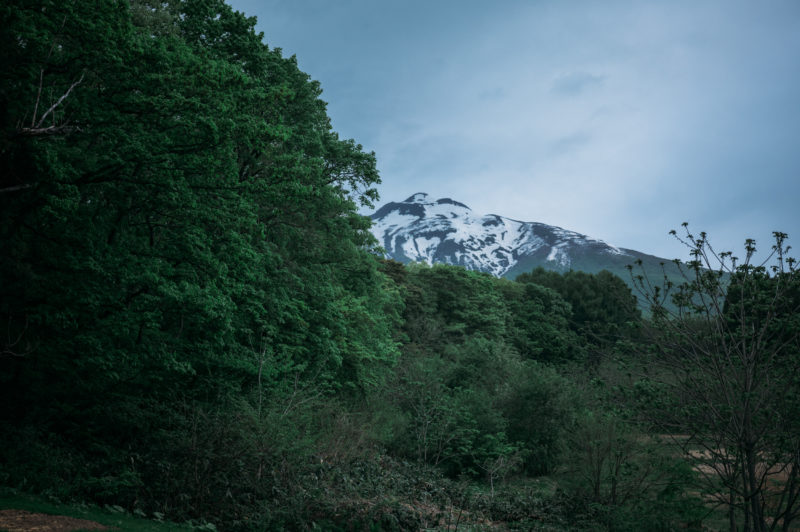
[
  {"x1": 1, "y1": 1, "x2": 798, "y2": 531},
  {"x1": 1, "y1": 0, "x2": 397, "y2": 394},
  {"x1": 2, "y1": 0, "x2": 402, "y2": 522}
]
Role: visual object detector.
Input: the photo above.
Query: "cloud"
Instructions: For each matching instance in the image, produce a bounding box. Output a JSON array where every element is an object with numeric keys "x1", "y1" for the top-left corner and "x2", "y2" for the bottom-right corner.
[
  {"x1": 550, "y1": 72, "x2": 605, "y2": 96},
  {"x1": 478, "y1": 87, "x2": 506, "y2": 101},
  {"x1": 235, "y1": 0, "x2": 800, "y2": 260},
  {"x1": 548, "y1": 131, "x2": 592, "y2": 157}
]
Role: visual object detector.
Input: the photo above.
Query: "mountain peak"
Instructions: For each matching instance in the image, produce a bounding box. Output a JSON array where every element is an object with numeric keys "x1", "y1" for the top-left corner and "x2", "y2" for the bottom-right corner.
[
  {"x1": 369, "y1": 195, "x2": 629, "y2": 277},
  {"x1": 401, "y1": 193, "x2": 472, "y2": 210},
  {"x1": 404, "y1": 192, "x2": 430, "y2": 203},
  {"x1": 435, "y1": 197, "x2": 471, "y2": 209}
]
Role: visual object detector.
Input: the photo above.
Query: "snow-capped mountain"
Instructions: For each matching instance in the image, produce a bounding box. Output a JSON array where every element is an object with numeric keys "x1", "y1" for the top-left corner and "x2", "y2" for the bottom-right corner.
[{"x1": 370, "y1": 193, "x2": 654, "y2": 279}]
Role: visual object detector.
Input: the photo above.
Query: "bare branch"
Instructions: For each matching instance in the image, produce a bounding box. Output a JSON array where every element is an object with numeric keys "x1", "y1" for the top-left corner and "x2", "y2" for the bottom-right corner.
[
  {"x1": 0, "y1": 183, "x2": 38, "y2": 194},
  {"x1": 635, "y1": 227, "x2": 800, "y2": 531},
  {"x1": 30, "y1": 14, "x2": 68, "y2": 128},
  {"x1": 17, "y1": 124, "x2": 81, "y2": 137},
  {"x1": 34, "y1": 72, "x2": 85, "y2": 129},
  {"x1": 2, "y1": 316, "x2": 36, "y2": 358}
]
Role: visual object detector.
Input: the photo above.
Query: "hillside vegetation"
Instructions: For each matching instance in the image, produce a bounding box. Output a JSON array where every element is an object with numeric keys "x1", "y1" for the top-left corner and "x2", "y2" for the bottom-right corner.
[{"x1": 1, "y1": 1, "x2": 798, "y2": 531}]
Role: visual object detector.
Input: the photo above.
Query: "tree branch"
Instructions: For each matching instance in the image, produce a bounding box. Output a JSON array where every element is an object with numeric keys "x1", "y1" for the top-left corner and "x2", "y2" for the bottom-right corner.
[{"x1": 33, "y1": 72, "x2": 85, "y2": 129}]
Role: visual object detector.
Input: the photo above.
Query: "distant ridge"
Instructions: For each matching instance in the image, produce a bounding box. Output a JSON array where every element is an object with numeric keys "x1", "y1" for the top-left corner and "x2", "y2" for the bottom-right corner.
[{"x1": 369, "y1": 193, "x2": 684, "y2": 303}]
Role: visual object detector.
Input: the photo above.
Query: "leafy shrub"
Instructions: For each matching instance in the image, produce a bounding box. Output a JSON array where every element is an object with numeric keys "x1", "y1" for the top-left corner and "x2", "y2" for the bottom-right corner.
[{"x1": 556, "y1": 412, "x2": 703, "y2": 531}]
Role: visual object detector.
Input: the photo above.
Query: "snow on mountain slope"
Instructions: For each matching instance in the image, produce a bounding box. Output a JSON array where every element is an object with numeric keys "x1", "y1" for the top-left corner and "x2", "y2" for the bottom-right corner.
[{"x1": 370, "y1": 193, "x2": 630, "y2": 277}]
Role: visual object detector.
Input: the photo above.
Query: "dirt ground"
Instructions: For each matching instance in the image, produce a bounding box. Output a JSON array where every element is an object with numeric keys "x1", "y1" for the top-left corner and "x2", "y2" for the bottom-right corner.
[{"x1": 0, "y1": 509, "x2": 110, "y2": 532}]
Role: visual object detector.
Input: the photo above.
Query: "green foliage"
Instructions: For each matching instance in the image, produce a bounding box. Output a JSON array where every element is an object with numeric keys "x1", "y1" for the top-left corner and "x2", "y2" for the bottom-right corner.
[
  {"x1": 398, "y1": 263, "x2": 581, "y2": 364},
  {"x1": 497, "y1": 362, "x2": 577, "y2": 475},
  {"x1": 380, "y1": 263, "x2": 580, "y2": 481},
  {"x1": 557, "y1": 412, "x2": 704, "y2": 531},
  {"x1": 498, "y1": 279, "x2": 583, "y2": 362},
  {"x1": 0, "y1": 0, "x2": 398, "y2": 526},
  {"x1": 517, "y1": 267, "x2": 641, "y2": 350}
]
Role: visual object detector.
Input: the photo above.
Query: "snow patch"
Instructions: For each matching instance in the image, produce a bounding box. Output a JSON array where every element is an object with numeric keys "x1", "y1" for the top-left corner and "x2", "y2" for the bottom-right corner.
[
  {"x1": 370, "y1": 194, "x2": 625, "y2": 276},
  {"x1": 412, "y1": 236, "x2": 442, "y2": 262},
  {"x1": 375, "y1": 211, "x2": 418, "y2": 232},
  {"x1": 546, "y1": 245, "x2": 571, "y2": 268}
]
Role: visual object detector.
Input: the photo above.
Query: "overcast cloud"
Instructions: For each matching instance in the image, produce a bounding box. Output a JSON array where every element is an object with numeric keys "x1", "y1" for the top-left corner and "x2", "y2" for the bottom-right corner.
[{"x1": 228, "y1": 0, "x2": 800, "y2": 262}]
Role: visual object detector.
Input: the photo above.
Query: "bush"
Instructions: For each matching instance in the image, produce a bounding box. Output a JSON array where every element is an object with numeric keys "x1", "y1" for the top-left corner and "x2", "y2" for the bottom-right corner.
[
  {"x1": 556, "y1": 412, "x2": 703, "y2": 531},
  {"x1": 498, "y1": 362, "x2": 577, "y2": 475}
]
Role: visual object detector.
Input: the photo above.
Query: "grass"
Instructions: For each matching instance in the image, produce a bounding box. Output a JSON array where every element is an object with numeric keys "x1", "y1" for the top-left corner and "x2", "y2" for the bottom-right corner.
[{"x1": 0, "y1": 487, "x2": 201, "y2": 532}]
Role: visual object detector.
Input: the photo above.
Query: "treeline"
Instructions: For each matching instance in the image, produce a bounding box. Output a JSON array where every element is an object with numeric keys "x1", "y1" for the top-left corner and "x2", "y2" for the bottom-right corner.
[{"x1": 2, "y1": 1, "x2": 798, "y2": 531}]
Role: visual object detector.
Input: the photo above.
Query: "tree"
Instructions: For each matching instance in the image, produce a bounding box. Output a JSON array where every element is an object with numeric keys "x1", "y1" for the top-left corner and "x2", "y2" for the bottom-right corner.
[
  {"x1": 0, "y1": 0, "x2": 398, "y2": 520},
  {"x1": 631, "y1": 227, "x2": 800, "y2": 532},
  {"x1": 516, "y1": 267, "x2": 641, "y2": 352},
  {"x1": 558, "y1": 410, "x2": 702, "y2": 531},
  {"x1": 500, "y1": 278, "x2": 583, "y2": 363}
]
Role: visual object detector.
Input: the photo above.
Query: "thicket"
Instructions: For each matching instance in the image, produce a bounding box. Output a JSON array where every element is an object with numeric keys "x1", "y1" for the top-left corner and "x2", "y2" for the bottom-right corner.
[{"x1": 1, "y1": 1, "x2": 795, "y2": 531}]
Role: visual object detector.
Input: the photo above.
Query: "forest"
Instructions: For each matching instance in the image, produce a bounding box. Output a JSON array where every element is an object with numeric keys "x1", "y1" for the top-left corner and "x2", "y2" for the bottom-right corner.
[{"x1": 1, "y1": 1, "x2": 799, "y2": 530}]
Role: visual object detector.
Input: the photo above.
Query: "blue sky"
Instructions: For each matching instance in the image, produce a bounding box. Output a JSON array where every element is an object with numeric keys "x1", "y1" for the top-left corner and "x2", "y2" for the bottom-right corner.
[{"x1": 228, "y1": 0, "x2": 800, "y2": 262}]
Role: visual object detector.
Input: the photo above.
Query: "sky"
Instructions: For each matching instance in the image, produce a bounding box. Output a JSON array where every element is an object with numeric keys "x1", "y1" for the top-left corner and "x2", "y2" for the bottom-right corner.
[{"x1": 228, "y1": 0, "x2": 800, "y2": 262}]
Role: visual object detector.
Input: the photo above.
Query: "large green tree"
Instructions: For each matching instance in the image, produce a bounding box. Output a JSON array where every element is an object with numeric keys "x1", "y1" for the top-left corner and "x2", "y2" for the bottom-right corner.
[
  {"x1": 0, "y1": 0, "x2": 399, "y2": 517},
  {"x1": 516, "y1": 267, "x2": 640, "y2": 346}
]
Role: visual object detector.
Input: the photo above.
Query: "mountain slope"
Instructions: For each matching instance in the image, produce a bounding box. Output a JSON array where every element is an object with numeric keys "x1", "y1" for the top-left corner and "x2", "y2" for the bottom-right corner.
[{"x1": 370, "y1": 193, "x2": 685, "y2": 299}]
